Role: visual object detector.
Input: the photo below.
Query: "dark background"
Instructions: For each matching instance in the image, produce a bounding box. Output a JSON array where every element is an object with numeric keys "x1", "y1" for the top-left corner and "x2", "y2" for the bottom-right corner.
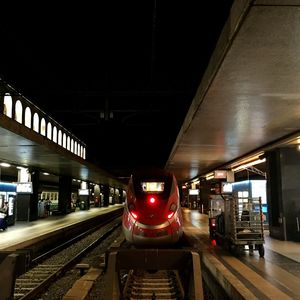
[{"x1": 0, "y1": 1, "x2": 233, "y2": 179}]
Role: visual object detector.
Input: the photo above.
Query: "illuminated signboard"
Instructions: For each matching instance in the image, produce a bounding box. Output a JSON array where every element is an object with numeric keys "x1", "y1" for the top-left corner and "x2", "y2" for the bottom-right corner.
[
  {"x1": 214, "y1": 170, "x2": 227, "y2": 179},
  {"x1": 16, "y1": 182, "x2": 33, "y2": 194},
  {"x1": 189, "y1": 189, "x2": 199, "y2": 195},
  {"x1": 78, "y1": 189, "x2": 89, "y2": 196},
  {"x1": 221, "y1": 182, "x2": 233, "y2": 194},
  {"x1": 141, "y1": 182, "x2": 164, "y2": 192}
]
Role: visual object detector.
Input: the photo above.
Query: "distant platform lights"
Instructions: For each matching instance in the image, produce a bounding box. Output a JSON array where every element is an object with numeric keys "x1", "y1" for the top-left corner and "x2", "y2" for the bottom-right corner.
[{"x1": 2, "y1": 92, "x2": 86, "y2": 159}]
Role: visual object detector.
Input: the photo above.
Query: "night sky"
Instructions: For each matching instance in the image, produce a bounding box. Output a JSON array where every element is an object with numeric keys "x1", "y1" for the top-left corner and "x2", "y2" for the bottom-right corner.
[{"x1": 0, "y1": 1, "x2": 233, "y2": 178}]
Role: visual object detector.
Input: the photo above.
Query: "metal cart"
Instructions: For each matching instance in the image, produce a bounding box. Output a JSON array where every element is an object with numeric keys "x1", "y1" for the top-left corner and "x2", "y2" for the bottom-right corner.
[{"x1": 215, "y1": 195, "x2": 265, "y2": 257}]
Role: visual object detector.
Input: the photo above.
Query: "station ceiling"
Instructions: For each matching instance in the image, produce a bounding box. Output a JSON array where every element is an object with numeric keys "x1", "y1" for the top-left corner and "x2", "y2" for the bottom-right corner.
[
  {"x1": 1, "y1": 1, "x2": 300, "y2": 185},
  {"x1": 166, "y1": 0, "x2": 300, "y2": 182}
]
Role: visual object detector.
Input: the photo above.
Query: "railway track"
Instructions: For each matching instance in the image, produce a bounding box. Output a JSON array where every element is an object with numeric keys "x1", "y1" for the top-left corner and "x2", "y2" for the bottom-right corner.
[
  {"x1": 13, "y1": 217, "x2": 122, "y2": 300},
  {"x1": 123, "y1": 269, "x2": 184, "y2": 300}
]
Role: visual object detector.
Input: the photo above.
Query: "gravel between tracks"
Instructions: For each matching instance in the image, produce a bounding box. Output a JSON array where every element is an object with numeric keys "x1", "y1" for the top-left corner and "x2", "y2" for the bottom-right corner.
[{"x1": 37, "y1": 225, "x2": 123, "y2": 300}]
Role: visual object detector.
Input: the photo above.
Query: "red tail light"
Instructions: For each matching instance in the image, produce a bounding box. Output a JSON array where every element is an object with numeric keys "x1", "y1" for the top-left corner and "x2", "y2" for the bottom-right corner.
[{"x1": 147, "y1": 195, "x2": 157, "y2": 205}]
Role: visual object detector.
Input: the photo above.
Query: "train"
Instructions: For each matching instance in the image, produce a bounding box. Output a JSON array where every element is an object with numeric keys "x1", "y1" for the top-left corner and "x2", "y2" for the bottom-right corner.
[{"x1": 122, "y1": 169, "x2": 183, "y2": 247}]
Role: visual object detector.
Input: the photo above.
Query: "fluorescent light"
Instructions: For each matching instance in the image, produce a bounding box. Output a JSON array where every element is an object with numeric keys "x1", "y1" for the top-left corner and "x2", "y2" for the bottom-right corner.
[
  {"x1": 232, "y1": 158, "x2": 266, "y2": 172},
  {"x1": 43, "y1": 172, "x2": 50, "y2": 176},
  {"x1": 205, "y1": 172, "x2": 214, "y2": 180},
  {"x1": 0, "y1": 162, "x2": 11, "y2": 167}
]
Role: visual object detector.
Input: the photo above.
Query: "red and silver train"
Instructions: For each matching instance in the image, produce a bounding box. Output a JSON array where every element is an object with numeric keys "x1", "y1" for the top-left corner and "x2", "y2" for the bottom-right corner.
[{"x1": 122, "y1": 169, "x2": 183, "y2": 246}]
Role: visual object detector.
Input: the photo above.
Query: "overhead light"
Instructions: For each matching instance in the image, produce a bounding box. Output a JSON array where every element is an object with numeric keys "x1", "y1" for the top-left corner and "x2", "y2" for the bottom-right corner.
[
  {"x1": 232, "y1": 158, "x2": 266, "y2": 172},
  {"x1": 205, "y1": 172, "x2": 214, "y2": 180},
  {"x1": 43, "y1": 172, "x2": 50, "y2": 176},
  {"x1": 0, "y1": 162, "x2": 11, "y2": 167},
  {"x1": 17, "y1": 166, "x2": 27, "y2": 170},
  {"x1": 230, "y1": 152, "x2": 265, "y2": 169}
]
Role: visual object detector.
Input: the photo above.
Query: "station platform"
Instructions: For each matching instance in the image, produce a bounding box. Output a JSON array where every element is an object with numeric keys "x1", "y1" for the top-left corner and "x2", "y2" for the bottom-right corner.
[
  {"x1": 1, "y1": 206, "x2": 298, "y2": 263},
  {"x1": 182, "y1": 208, "x2": 300, "y2": 263},
  {"x1": 182, "y1": 208, "x2": 300, "y2": 299},
  {"x1": 0, "y1": 204, "x2": 124, "y2": 250},
  {"x1": 1, "y1": 206, "x2": 300, "y2": 298}
]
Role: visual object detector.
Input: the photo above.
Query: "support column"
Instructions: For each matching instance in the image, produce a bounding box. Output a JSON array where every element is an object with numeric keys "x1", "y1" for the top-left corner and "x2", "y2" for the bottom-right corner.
[
  {"x1": 103, "y1": 185, "x2": 110, "y2": 207},
  {"x1": 59, "y1": 176, "x2": 72, "y2": 214},
  {"x1": 266, "y1": 148, "x2": 300, "y2": 241},
  {"x1": 29, "y1": 170, "x2": 39, "y2": 221},
  {"x1": 94, "y1": 184, "x2": 101, "y2": 207},
  {"x1": 16, "y1": 168, "x2": 39, "y2": 222},
  {"x1": 119, "y1": 188, "x2": 123, "y2": 204}
]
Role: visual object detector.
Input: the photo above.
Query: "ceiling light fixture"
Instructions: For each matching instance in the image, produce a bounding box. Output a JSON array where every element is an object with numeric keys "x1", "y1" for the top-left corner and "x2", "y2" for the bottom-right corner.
[
  {"x1": 0, "y1": 162, "x2": 11, "y2": 167},
  {"x1": 232, "y1": 158, "x2": 266, "y2": 172}
]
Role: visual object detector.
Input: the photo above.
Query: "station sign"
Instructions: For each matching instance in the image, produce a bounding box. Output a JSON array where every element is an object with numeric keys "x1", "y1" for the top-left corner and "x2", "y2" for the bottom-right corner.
[
  {"x1": 214, "y1": 170, "x2": 227, "y2": 179},
  {"x1": 16, "y1": 182, "x2": 33, "y2": 194}
]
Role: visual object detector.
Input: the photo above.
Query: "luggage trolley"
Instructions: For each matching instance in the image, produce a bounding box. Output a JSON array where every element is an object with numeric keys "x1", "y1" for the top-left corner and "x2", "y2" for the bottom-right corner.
[{"x1": 216, "y1": 195, "x2": 265, "y2": 257}]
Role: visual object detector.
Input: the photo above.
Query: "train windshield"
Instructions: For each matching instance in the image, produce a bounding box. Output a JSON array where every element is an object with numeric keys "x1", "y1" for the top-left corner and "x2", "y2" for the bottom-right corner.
[{"x1": 141, "y1": 182, "x2": 164, "y2": 192}]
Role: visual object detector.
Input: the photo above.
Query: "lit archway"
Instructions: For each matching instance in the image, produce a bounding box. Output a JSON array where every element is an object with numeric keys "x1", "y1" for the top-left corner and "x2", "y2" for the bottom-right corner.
[
  {"x1": 74, "y1": 141, "x2": 78, "y2": 155},
  {"x1": 47, "y1": 122, "x2": 52, "y2": 140},
  {"x1": 3, "y1": 94, "x2": 12, "y2": 117},
  {"x1": 63, "y1": 133, "x2": 67, "y2": 148},
  {"x1": 41, "y1": 118, "x2": 46, "y2": 136},
  {"x1": 53, "y1": 126, "x2": 57, "y2": 143},
  {"x1": 58, "y1": 130, "x2": 62, "y2": 145},
  {"x1": 71, "y1": 139, "x2": 74, "y2": 153},
  {"x1": 24, "y1": 107, "x2": 32, "y2": 128},
  {"x1": 33, "y1": 113, "x2": 39, "y2": 132},
  {"x1": 67, "y1": 136, "x2": 70, "y2": 150},
  {"x1": 15, "y1": 100, "x2": 23, "y2": 123}
]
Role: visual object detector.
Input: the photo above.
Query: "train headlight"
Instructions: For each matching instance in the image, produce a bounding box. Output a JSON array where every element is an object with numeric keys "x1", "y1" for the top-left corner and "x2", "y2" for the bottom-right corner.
[
  {"x1": 167, "y1": 203, "x2": 177, "y2": 219},
  {"x1": 167, "y1": 212, "x2": 174, "y2": 219},
  {"x1": 131, "y1": 211, "x2": 138, "y2": 220},
  {"x1": 128, "y1": 203, "x2": 138, "y2": 220}
]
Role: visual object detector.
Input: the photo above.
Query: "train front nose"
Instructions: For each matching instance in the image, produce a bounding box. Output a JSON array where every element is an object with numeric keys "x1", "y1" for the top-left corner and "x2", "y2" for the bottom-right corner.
[{"x1": 131, "y1": 220, "x2": 174, "y2": 246}]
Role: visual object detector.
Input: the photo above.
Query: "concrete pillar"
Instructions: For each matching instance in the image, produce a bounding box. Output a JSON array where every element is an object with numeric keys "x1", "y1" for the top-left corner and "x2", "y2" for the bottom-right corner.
[
  {"x1": 29, "y1": 170, "x2": 39, "y2": 221},
  {"x1": 16, "y1": 168, "x2": 39, "y2": 222},
  {"x1": 119, "y1": 188, "x2": 122, "y2": 204},
  {"x1": 103, "y1": 185, "x2": 110, "y2": 207},
  {"x1": 266, "y1": 148, "x2": 300, "y2": 242},
  {"x1": 94, "y1": 184, "x2": 101, "y2": 207},
  {"x1": 59, "y1": 176, "x2": 72, "y2": 214}
]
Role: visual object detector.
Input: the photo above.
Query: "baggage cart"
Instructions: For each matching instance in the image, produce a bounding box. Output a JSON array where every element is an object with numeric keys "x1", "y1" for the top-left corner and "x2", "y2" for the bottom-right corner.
[{"x1": 215, "y1": 195, "x2": 265, "y2": 257}]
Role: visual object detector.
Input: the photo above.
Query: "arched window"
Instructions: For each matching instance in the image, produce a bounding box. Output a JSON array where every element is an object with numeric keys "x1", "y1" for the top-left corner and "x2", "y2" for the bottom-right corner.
[
  {"x1": 41, "y1": 118, "x2": 46, "y2": 136},
  {"x1": 77, "y1": 143, "x2": 81, "y2": 156},
  {"x1": 53, "y1": 126, "x2": 57, "y2": 143},
  {"x1": 47, "y1": 122, "x2": 52, "y2": 140},
  {"x1": 74, "y1": 141, "x2": 78, "y2": 155},
  {"x1": 33, "y1": 113, "x2": 39, "y2": 132},
  {"x1": 83, "y1": 147, "x2": 86, "y2": 159},
  {"x1": 71, "y1": 139, "x2": 74, "y2": 153},
  {"x1": 63, "y1": 133, "x2": 67, "y2": 148},
  {"x1": 67, "y1": 136, "x2": 70, "y2": 150},
  {"x1": 15, "y1": 100, "x2": 23, "y2": 123},
  {"x1": 3, "y1": 94, "x2": 12, "y2": 117},
  {"x1": 58, "y1": 130, "x2": 62, "y2": 145},
  {"x1": 24, "y1": 107, "x2": 32, "y2": 128},
  {"x1": 80, "y1": 145, "x2": 83, "y2": 157}
]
